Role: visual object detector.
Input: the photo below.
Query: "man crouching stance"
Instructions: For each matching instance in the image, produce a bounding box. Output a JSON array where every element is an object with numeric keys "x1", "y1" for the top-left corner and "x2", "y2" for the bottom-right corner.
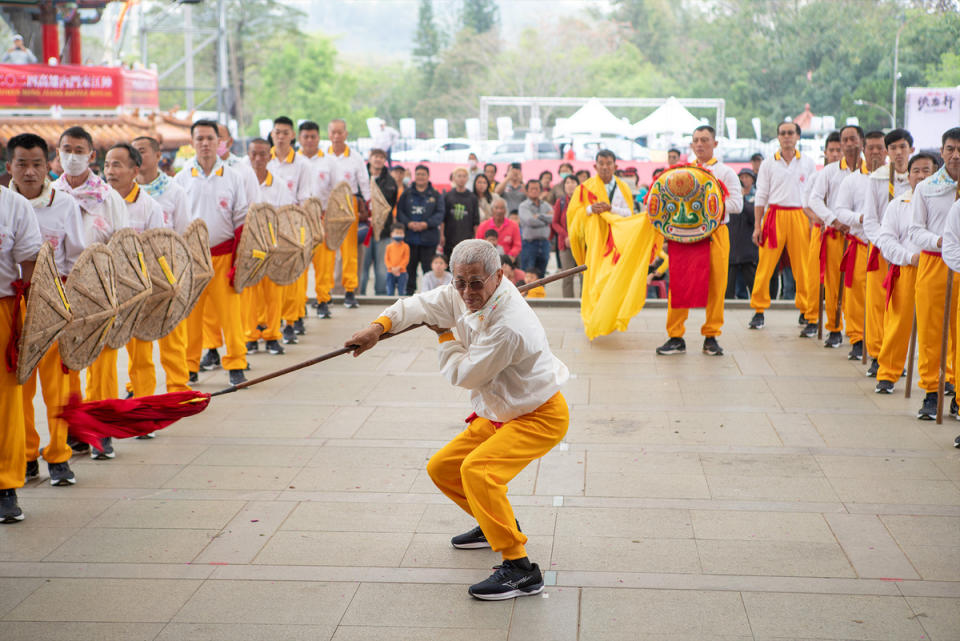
[{"x1": 347, "y1": 238, "x2": 569, "y2": 600}]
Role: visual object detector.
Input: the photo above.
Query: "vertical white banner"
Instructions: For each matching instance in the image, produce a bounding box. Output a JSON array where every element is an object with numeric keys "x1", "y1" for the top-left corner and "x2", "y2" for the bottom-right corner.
[
  {"x1": 465, "y1": 118, "x2": 480, "y2": 140},
  {"x1": 496, "y1": 117, "x2": 514, "y2": 141},
  {"x1": 399, "y1": 118, "x2": 416, "y2": 140},
  {"x1": 725, "y1": 117, "x2": 737, "y2": 139},
  {"x1": 906, "y1": 87, "x2": 960, "y2": 150},
  {"x1": 433, "y1": 118, "x2": 448, "y2": 140}
]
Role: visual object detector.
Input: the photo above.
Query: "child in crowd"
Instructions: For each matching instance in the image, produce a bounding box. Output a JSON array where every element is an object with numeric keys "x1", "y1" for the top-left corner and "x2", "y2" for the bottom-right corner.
[
  {"x1": 385, "y1": 223, "x2": 410, "y2": 296},
  {"x1": 523, "y1": 271, "x2": 546, "y2": 298},
  {"x1": 484, "y1": 228, "x2": 505, "y2": 255},
  {"x1": 500, "y1": 255, "x2": 525, "y2": 286},
  {"x1": 422, "y1": 254, "x2": 453, "y2": 291}
]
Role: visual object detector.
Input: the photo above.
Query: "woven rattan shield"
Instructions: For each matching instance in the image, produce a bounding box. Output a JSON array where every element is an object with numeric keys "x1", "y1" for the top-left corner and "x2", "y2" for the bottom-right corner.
[
  {"x1": 133, "y1": 228, "x2": 194, "y2": 342},
  {"x1": 323, "y1": 181, "x2": 356, "y2": 251},
  {"x1": 182, "y1": 218, "x2": 215, "y2": 316},
  {"x1": 105, "y1": 228, "x2": 153, "y2": 349},
  {"x1": 59, "y1": 243, "x2": 119, "y2": 371},
  {"x1": 233, "y1": 203, "x2": 274, "y2": 293},
  {"x1": 267, "y1": 204, "x2": 313, "y2": 286},
  {"x1": 16, "y1": 242, "x2": 71, "y2": 384}
]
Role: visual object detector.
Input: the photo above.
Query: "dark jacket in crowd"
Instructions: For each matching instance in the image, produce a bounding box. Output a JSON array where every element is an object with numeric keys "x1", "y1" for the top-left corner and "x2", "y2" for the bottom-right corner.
[
  {"x1": 728, "y1": 196, "x2": 758, "y2": 265},
  {"x1": 370, "y1": 165, "x2": 399, "y2": 240},
  {"x1": 442, "y1": 188, "x2": 480, "y2": 257},
  {"x1": 396, "y1": 181, "x2": 444, "y2": 247}
]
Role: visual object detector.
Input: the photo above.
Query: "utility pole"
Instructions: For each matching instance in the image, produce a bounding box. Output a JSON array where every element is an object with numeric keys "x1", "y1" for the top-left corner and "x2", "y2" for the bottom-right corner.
[
  {"x1": 184, "y1": 3, "x2": 194, "y2": 110},
  {"x1": 216, "y1": 0, "x2": 229, "y2": 124},
  {"x1": 892, "y1": 17, "x2": 904, "y2": 128}
]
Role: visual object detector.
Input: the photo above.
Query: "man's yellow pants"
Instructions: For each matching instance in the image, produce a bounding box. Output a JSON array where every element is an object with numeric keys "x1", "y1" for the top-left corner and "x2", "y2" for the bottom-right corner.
[
  {"x1": 243, "y1": 278, "x2": 282, "y2": 341},
  {"x1": 842, "y1": 242, "x2": 868, "y2": 345},
  {"x1": 1, "y1": 297, "x2": 27, "y2": 489},
  {"x1": 666, "y1": 225, "x2": 729, "y2": 338},
  {"x1": 202, "y1": 304, "x2": 223, "y2": 351},
  {"x1": 914, "y1": 253, "x2": 957, "y2": 393},
  {"x1": 86, "y1": 347, "x2": 118, "y2": 402},
  {"x1": 426, "y1": 392, "x2": 568, "y2": 561},
  {"x1": 282, "y1": 272, "x2": 307, "y2": 324},
  {"x1": 877, "y1": 265, "x2": 916, "y2": 384},
  {"x1": 750, "y1": 207, "x2": 812, "y2": 316},
  {"x1": 812, "y1": 227, "x2": 845, "y2": 332},
  {"x1": 23, "y1": 342, "x2": 75, "y2": 465},
  {"x1": 187, "y1": 254, "x2": 247, "y2": 373},
  {"x1": 315, "y1": 219, "x2": 359, "y2": 303},
  {"x1": 865, "y1": 250, "x2": 889, "y2": 358},
  {"x1": 124, "y1": 322, "x2": 190, "y2": 396}
]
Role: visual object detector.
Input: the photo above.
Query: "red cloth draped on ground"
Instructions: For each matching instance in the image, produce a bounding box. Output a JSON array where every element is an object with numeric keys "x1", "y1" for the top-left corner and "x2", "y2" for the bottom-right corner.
[
  {"x1": 841, "y1": 236, "x2": 866, "y2": 288},
  {"x1": 666, "y1": 238, "x2": 711, "y2": 308},
  {"x1": 60, "y1": 391, "x2": 211, "y2": 446},
  {"x1": 866, "y1": 245, "x2": 881, "y2": 272},
  {"x1": 210, "y1": 225, "x2": 243, "y2": 287},
  {"x1": 882, "y1": 264, "x2": 900, "y2": 309},
  {"x1": 760, "y1": 205, "x2": 784, "y2": 248},
  {"x1": 818, "y1": 225, "x2": 838, "y2": 284},
  {"x1": 466, "y1": 412, "x2": 503, "y2": 430},
  {"x1": 4, "y1": 279, "x2": 28, "y2": 373}
]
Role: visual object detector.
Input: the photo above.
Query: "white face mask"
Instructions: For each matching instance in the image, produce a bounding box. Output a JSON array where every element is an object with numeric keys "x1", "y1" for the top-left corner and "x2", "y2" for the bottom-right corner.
[{"x1": 60, "y1": 151, "x2": 89, "y2": 177}]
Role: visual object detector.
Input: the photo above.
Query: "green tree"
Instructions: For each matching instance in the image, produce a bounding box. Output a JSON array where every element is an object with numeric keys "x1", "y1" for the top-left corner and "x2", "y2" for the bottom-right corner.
[
  {"x1": 461, "y1": 0, "x2": 499, "y2": 34},
  {"x1": 927, "y1": 51, "x2": 960, "y2": 86},
  {"x1": 413, "y1": 0, "x2": 444, "y2": 87}
]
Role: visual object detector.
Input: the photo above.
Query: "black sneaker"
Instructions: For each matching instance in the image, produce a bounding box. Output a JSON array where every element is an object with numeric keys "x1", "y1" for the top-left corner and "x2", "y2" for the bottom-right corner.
[
  {"x1": 702, "y1": 337, "x2": 724, "y2": 356},
  {"x1": 91, "y1": 437, "x2": 115, "y2": 460},
  {"x1": 344, "y1": 291, "x2": 359, "y2": 309},
  {"x1": 824, "y1": 331, "x2": 842, "y2": 348},
  {"x1": 282, "y1": 324, "x2": 298, "y2": 345},
  {"x1": 229, "y1": 369, "x2": 247, "y2": 386},
  {"x1": 655, "y1": 337, "x2": 686, "y2": 355},
  {"x1": 48, "y1": 461, "x2": 76, "y2": 486},
  {"x1": 188, "y1": 371, "x2": 198, "y2": 384},
  {"x1": 875, "y1": 380, "x2": 894, "y2": 394},
  {"x1": 0, "y1": 489, "x2": 24, "y2": 523},
  {"x1": 946, "y1": 382, "x2": 956, "y2": 397},
  {"x1": 136, "y1": 432, "x2": 156, "y2": 440},
  {"x1": 451, "y1": 520, "x2": 521, "y2": 549},
  {"x1": 918, "y1": 392, "x2": 938, "y2": 420},
  {"x1": 25, "y1": 459, "x2": 39, "y2": 482},
  {"x1": 955, "y1": 435, "x2": 960, "y2": 448},
  {"x1": 866, "y1": 358, "x2": 879, "y2": 378},
  {"x1": 256, "y1": 323, "x2": 267, "y2": 332},
  {"x1": 798, "y1": 313, "x2": 807, "y2": 326},
  {"x1": 799, "y1": 323, "x2": 818, "y2": 338},
  {"x1": 265, "y1": 340, "x2": 284, "y2": 355},
  {"x1": 748, "y1": 312, "x2": 764, "y2": 329},
  {"x1": 200, "y1": 349, "x2": 221, "y2": 371},
  {"x1": 311, "y1": 301, "x2": 320, "y2": 311},
  {"x1": 468, "y1": 559, "x2": 544, "y2": 600},
  {"x1": 124, "y1": 390, "x2": 134, "y2": 399},
  {"x1": 951, "y1": 398, "x2": 959, "y2": 417},
  {"x1": 848, "y1": 341, "x2": 863, "y2": 361},
  {"x1": 246, "y1": 341, "x2": 259, "y2": 355},
  {"x1": 317, "y1": 302, "x2": 332, "y2": 319},
  {"x1": 293, "y1": 318, "x2": 306, "y2": 335},
  {"x1": 68, "y1": 436, "x2": 90, "y2": 454}
]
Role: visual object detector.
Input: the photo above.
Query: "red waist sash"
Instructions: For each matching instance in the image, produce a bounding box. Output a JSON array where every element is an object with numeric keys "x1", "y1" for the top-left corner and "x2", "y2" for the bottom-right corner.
[
  {"x1": 466, "y1": 412, "x2": 504, "y2": 430},
  {"x1": 760, "y1": 205, "x2": 800, "y2": 249},
  {"x1": 210, "y1": 225, "x2": 244, "y2": 287},
  {"x1": 866, "y1": 245, "x2": 881, "y2": 272},
  {"x1": 841, "y1": 235, "x2": 867, "y2": 288},
  {"x1": 818, "y1": 225, "x2": 840, "y2": 284},
  {"x1": 882, "y1": 264, "x2": 900, "y2": 309}
]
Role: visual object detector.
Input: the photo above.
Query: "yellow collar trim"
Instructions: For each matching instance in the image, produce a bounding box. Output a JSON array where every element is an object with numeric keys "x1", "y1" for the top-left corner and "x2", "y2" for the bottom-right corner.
[
  {"x1": 190, "y1": 164, "x2": 224, "y2": 178},
  {"x1": 697, "y1": 157, "x2": 718, "y2": 167},
  {"x1": 264, "y1": 171, "x2": 273, "y2": 187},
  {"x1": 270, "y1": 147, "x2": 295, "y2": 163},
  {"x1": 123, "y1": 182, "x2": 140, "y2": 203},
  {"x1": 298, "y1": 149, "x2": 324, "y2": 159},
  {"x1": 327, "y1": 145, "x2": 350, "y2": 157},
  {"x1": 774, "y1": 150, "x2": 801, "y2": 161},
  {"x1": 839, "y1": 156, "x2": 868, "y2": 174}
]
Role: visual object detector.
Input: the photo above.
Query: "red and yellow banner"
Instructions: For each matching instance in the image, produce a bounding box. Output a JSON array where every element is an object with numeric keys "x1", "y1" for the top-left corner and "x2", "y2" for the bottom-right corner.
[{"x1": 0, "y1": 64, "x2": 158, "y2": 109}]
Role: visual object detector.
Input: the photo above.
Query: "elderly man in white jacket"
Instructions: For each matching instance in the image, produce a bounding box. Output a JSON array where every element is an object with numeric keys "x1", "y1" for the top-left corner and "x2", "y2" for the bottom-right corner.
[{"x1": 347, "y1": 238, "x2": 569, "y2": 600}]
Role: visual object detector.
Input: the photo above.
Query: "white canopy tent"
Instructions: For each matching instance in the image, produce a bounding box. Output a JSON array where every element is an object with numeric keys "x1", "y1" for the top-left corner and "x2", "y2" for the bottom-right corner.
[
  {"x1": 552, "y1": 98, "x2": 635, "y2": 138},
  {"x1": 631, "y1": 97, "x2": 705, "y2": 137}
]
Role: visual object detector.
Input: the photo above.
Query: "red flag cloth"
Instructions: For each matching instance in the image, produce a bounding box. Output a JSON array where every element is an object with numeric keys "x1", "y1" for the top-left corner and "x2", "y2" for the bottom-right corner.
[
  {"x1": 841, "y1": 236, "x2": 866, "y2": 288},
  {"x1": 666, "y1": 238, "x2": 711, "y2": 308},
  {"x1": 5, "y1": 279, "x2": 28, "y2": 373},
  {"x1": 882, "y1": 264, "x2": 900, "y2": 309},
  {"x1": 466, "y1": 412, "x2": 503, "y2": 430},
  {"x1": 60, "y1": 391, "x2": 211, "y2": 447},
  {"x1": 866, "y1": 245, "x2": 881, "y2": 272},
  {"x1": 760, "y1": 205, "x2": 781, "y2": 249}
]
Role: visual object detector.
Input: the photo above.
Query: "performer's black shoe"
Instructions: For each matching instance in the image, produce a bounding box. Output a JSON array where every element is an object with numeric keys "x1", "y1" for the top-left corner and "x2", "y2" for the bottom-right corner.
[
  {"x1": 48, "y1": 461, "x2": 76, "y2": 486},
  {"x1": 824, "y1": 331, "x2": 842, "y2": 348},
  {"x1": 68, "y1": 436, "x2": 90, "y2": 454},
  {"x1": 918, "y1": 392, "x2": 938, "y2": 420},
  {"x1": 799, "y1": 323, "x2": 818, "y2": 338},
  {"x1": 282, "y1": 325, "x2": 298, "y2": 345},
  {"x1": 875, "y1": 380, "x2": 894, "y2": 394},
  {"x1": 798, "y1": 312, "x2": 807, "y2": 326},
  {"x1": 945, "y1": 382, "x2": 956, "y2": 397},
  {"x1": 655, "y1": 337, "x2": 686, "y2": 355},
  {"x1": 847, "y1": 341, "x2": 863, "y2": 361},
  {"x1": 293, "y1": 318, "x2": 306, "y2": 335},
  {"x1": 124, "y1": 390, "x2": 134, "y2": 399},
  {"x1": 344, "y1": 291, "x2": 359, "y2": 309},
  {"x1": 866, "y1": 358, "x2": 879, "y2": 378},
  {"x1": 228, "y1": 369, "x2": 247, "y2": 386},
  {"x1": 702, "y1": 337, "x2": 723, "y2": 356},
  {"x1": 91, "y1": 438, "x2": 115, "y2": 460},
  {"x1": 951, "y1": 398, "x2": 959, "y2": 417},
  {"x1": 955, "y1": 435, "x2": 960, "y2": 448},
  {"x1": 317, "y1": 302, "x2": 332, "y2": 319},
  {"x1": 136, "y1": 432, "x2": 156, "y2": 440},
  {"x1": 25, "y1": 459, "x2": 39, "y2": 483},
  {"x1": 188, "y1": 371, "x2": 199, "y2": 384},
  {"x1": 265, "y1": 340, "x2": 284, "y2": 355},
  {"x1": 0, "y1": 489, "x2": 24, "y2": 523},
  {"x1": 200, "y1": 349, "x2": 221, "y2": 371},
  {"x1": 256, "y1": 323, "x2": 267, "y2": 332},
  {"x1": 468, "y1": 558, "x2": 544, "y2": 601},
  {"x1": 452, "y1": 525, "x2": 490, "y2": 549},
  {"x1": 748, "y1": 312, "x2": 764, "y2": 329},
  {"x1": 246, "y1": 341, "x2": 259, "y2": 355}
]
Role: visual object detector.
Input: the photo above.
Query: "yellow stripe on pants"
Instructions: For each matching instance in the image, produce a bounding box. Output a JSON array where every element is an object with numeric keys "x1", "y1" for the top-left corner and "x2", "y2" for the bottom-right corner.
[
  {"x1": 865, "y1": 250, "x2": 889, "y2": 358},
  {"x1": 750, "y1": 207, "x2": 812, "y2": 314},
  {"x1": 426, "y1": 392, "x2": 568, "y2": 560},
  {"x1": 877, "y1": 265, "x2": 916, "y2": 384},
  {"x1": 666, "y1": 225, "x2": 729, "y2": 338},
  {"x1": 23, "y1": 342, "x2": 74, "y2": 464},
  {"x1": 187, "y1": 253, "x2": 247, "y2": 373},
  {"x1": 0, "y1": 297, "x2": 26, "y2": 489},
  {"x1": 914, "y1": 254, "x2": 958, "y2": 393},
  {"x1": 842, "y1": 243, "x2": 868, "y2": 344}
]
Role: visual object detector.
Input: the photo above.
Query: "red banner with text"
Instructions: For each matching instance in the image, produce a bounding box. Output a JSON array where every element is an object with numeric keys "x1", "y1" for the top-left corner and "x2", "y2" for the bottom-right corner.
[{"x1": 0, "y1": 64, "x2": 158, "y2": 109}]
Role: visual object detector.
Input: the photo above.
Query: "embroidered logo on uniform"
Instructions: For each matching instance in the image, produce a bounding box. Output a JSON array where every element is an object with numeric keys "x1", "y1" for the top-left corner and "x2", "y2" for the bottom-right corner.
[
  {"x1": 44, "y1": 234, "x2": 60, "y2": 249},
  {"x1": 93, "y1": 216, "x2": 108, "y2": 230},
  {"x1": 218, "y1": 197, "x2": 229, "y2": 210},
  {"x1": 344, "y1": 171, "x2": 352, "y2": 180}
]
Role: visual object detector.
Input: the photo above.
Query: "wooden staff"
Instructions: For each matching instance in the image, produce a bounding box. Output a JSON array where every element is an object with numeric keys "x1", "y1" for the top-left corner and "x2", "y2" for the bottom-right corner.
[
  {"x1": 817, "y1": 281, "x2": 825, "y2": 340},
  {"x1": 211, "y1": 264, "x2": 588, "y2": 398},
  {"x1": 862, "y1": 270, "x2": 869, "y2": 365},
  {"x1": 936, "y1": 271, "x2": 954, "y2": 424},
  {"x1": 904, "y1": 311, "x2": 917, "y2": 399},
  {"x1": 835, "y1": 236, "x2": 850, "y2": 331}
]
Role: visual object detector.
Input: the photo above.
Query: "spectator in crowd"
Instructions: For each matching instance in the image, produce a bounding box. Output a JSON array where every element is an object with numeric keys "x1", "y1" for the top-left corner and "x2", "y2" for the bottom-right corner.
[
  {"x1": 518, "y1": 179, "x2": 553, "y2": 278},
  {"x1": 396, "y1": 164, "x2": 444, "y2": 295},
  {"x1": 2, "y1": 35, "x2": 37, "y2": 64},
  {"x1": 422, "y1": 254, "x2": 453, "y2": 291},
  {"x1": 651, "y1": 167, "x2": 666, "y2": 181},
  {"x1": 476, "y1": 196, "x2": 522, "y2": 259},
  {"x1": 483, "y1": 163, "x2": 498, "y2": 192},
  {"x1": 48, "y1": 152, "x2": 62, "y2": 180},
  {"x1": 467, "y1": 153, "x2": 481, "y2": 185},
  {"x1": 390, "y1": 165, "x2": 408, "y2": 188},
  {"x1": 648, "y1": 246, "x2": 669, "y2": 298},
  {"x1": 549, "y1": 162, "x2": 574, "y2": 204},
  {"x1": 667, "y1": 148, "x2": 682, "y2": 165},
  {"x1": 575, "y1": 168, "x2": 591, "y2": 183},
  {"x1": 484, "y1": 228, "x2": 504, "y2": 255},
  {"x1": 474, "y1": 174, "x2": 493, "y2": 221},
  {"x1": 441, "y1": 167, "x2": 480, "y2": 259},
  {"x1": 635, "y1": 183, "x2": 650, "y2": 211},
  {"x1": 727, "y1": 168, "x2": 759, "y2": 299},
  {"x1": 538, "y1": 171, "x2": 553, "y2": 201},
  {"x1": 495, "y1": 162, "x2": 526, "y2": 213},
  {"x1": 361, "y1": 148, "x2": 399, "y2": 295},
  {"x1": 373, "y1": 121, "x2": 400, "y2": 166},
  {"x1": 750, "y1": 152, "x2": 763, "y2": 174},
  {"x1": 384, "y1": 223, "x2": 409, "y2": 296},
  {"x1": 501, "y1": 255, "x2": 525, "y2": 286},
  {"x1": 523, "y1": 271, "x2": 546, "y2": 298},
  {"x1": 551, "y1": 174, "x2": 580, "y2": 298}
]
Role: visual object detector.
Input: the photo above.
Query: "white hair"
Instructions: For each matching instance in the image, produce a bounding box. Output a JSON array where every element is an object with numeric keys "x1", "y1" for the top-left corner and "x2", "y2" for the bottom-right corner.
[
  {"x1": 450, "y1": 239, "x2": 501, "y2": 276},
  {"x1": 490, "y1": 196, "x2": 507, "y2": 211}
]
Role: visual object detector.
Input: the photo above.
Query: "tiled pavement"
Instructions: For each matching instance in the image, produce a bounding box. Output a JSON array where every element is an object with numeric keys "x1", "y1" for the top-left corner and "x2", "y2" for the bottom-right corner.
[{"x1": 4, "y1": 303, "x2": 959, "y2": 641}]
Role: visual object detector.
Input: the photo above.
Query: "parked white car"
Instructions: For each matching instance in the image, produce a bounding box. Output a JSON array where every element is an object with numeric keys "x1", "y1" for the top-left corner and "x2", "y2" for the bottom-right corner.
[{"x1": 390, "y1": 138, "x2": 483, "y2": 163}]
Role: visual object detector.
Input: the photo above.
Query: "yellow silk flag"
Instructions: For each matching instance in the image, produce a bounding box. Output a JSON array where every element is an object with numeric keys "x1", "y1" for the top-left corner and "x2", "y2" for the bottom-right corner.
[{"x1": 567, "y1": 176, "x2": 658, "y2": 340}]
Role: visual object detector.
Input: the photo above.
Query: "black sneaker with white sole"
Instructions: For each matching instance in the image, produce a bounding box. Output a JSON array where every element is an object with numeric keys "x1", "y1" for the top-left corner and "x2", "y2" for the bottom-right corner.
[
  {"x1": 798, "y1": 313, "x2": 807, "y2": 326},
  {"x1": 25, "y1": 459, "x2": 39, "y2": 482},
  {"x1": 824, "y1": 331, "x2": 842, "y2": 348},
  {"x1": 848, "y1": 340, "x2": 863, "y2": 361},
  {"x1": 655, "y1": 337, "x2": 686, "y2": 355},
  {"x1": 799, "y1": 322, "x2": 818, "y2": 338},
  {"x1": 748, "y1": 312, "x2": 764, "y2": 329},
  {"x1": 136, "y1": 432, "x2": 156, "y2": 440},
  {"x1": 918, "y1": 392, "x2": 938, "y2": 420},
  {"x1": 946, "y1": 382, "x2": 956, "y2": 397},
  {"x1": 91, "y1": 438, "x2": 115, "y2": 460},
  {"x1": 951, "y1": 398, "x2": 959, "y2": 417},
  {"x1": 68, "y1": 436, "x2": 90, "y2": 454},
  {"x1": 246, "y1": 341, "x2": 259, "y2": 355},
  {"x1": 293, "y1": 318, "x2": 306, "y2": 335},
  {"x1": 317, "y1": 302, "x2": 332, "y2": 319},
  {"x1": 265, "y1": 340, "x2": 284, "y2": 355},
  {"x1": 0, "y1": 489, "x2": 24, "y2": 523},
  {"x1": 188, "y1": 371, "x2": 198, "y2": 384},
  {"x1": 875, "y1": 380, "x2": 894, "y2": 394},
  {"x1": 48, "y1": 461, "x2": 76, "y2": 486},
  {"x1": 200, "y1": 348, "x2": 221, "y2": 371},
  {"x1": 282, "y1": 324, "x2": 298, "y2": 345},
  {"x1": 702, "y1": 337, "x2": 724, "y2": 356},
  {"x1": 344, "y1": 291, "x2": 359, "y2": 309},
  {"x1": 865, "y1": 358, "x2": 879, "y2": 378},
  {"x1": 229, "y1": 369, "x2": 247, "y2": 386},
  {"x1": 451, "y1": 520, "x2": 521, "y2": 549},
  {"x1": 468, "y1": 559, "x2": 544, "y2": 601}
]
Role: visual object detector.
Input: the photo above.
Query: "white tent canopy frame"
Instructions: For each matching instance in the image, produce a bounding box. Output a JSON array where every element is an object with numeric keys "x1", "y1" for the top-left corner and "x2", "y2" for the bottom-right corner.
[
  {"x1": 479, "y1": 96, "x2": 726, "y2": 140},
  {"x1": 631, "y1": 97, "x2": 704, "y2": 137},
  {"x1": 552, "y1": 98, "x2": 635, "y2": 137}
]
